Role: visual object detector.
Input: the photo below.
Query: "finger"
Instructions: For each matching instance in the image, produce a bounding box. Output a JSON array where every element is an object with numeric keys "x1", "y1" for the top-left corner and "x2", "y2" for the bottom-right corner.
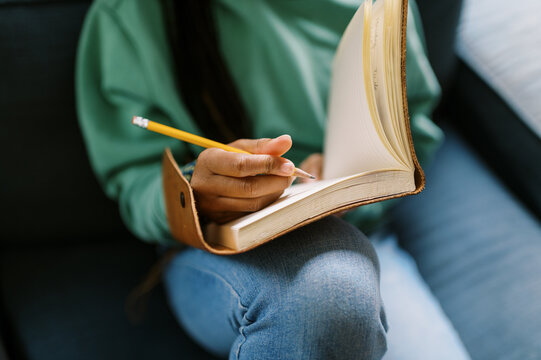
[
  {"x1": 207, "y1": 192, "x2": 284, "y2": 213},
  {"x1": 201, "y1": 148, "x2": 295, "y2": 177},
  {"x1": 229, "y1": 135, "x2": 292, "y2": 156},
  {"x1": 193, "y1": 173, "x2": 292, "y2": 198},
  {"x1": 212, "y1": 212, "x2": 250, "y2": 225},
  {"x1": 194, "y1": 198, "x2": 250, "y2": 224}
]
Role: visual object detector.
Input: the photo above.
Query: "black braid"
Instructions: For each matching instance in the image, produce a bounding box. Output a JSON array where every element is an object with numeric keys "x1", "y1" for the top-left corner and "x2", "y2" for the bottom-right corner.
[{"x1": 161, "y1": 0, "x2": 252, "y2": 144}]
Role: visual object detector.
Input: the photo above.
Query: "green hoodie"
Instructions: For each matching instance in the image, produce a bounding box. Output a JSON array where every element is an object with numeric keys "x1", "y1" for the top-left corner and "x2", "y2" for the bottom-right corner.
[{"x1": 76, "y1": 0, "x2": 443, "y2": 245}]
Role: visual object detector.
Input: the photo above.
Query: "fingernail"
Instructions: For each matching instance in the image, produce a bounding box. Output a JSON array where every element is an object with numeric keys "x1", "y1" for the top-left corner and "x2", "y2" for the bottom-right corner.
[
  {"x1": 276, "y1": 134, "x2": 291, "y2": 141},
  {"x1": 280, "y1": 161, "x2": 295, "y2": 175}
]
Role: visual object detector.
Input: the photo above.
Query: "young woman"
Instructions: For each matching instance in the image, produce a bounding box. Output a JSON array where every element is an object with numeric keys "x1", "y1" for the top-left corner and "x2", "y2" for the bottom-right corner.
[{"x1": 76, "y1": 0, "x2": 471, "y2": 358}]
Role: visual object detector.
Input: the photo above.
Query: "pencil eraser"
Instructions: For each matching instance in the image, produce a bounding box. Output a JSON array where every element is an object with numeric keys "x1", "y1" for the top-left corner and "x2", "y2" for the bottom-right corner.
[{"x1": 132, "y1": 116, "x2": 149, "y2": 128}]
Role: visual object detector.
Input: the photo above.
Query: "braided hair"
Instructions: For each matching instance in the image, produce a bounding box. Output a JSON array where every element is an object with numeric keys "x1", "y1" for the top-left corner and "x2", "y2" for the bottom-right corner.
[{"x1": 162, "y1": 0, "x2": 252, "y2": 144}]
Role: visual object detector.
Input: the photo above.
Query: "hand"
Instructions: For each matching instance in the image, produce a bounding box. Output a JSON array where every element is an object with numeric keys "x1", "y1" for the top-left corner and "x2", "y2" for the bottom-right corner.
[
  {"x1": 298, "y1": 153, "x2": 324, "y2": 183},
  {"x1": 191, "y1": 135, "x2": 296, "y2": 224}
]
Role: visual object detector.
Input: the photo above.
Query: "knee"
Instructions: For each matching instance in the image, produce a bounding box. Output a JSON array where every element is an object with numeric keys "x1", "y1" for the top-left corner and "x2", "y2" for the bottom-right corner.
[
  {"x1": 279, "y1": 217, "x2": 385, "y2": 331},
  {"x1": 234, "y1": 218, "x2": 387, "y2": 358},
  {"x1": 297, "y1": 248, "x2": 385, "y2": 324},
  {"x1": 279, "y1": 246, "x2": 387, "y2": 357}
]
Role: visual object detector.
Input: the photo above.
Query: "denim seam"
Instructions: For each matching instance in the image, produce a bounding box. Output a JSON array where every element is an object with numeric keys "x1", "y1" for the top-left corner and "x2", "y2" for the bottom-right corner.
[{"x1": 235, "y1": 314, "x2": 251, "y2": 360}]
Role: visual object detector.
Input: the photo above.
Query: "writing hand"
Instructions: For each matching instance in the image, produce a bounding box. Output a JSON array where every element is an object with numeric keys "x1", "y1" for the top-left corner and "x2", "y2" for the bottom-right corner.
[{"x1": 191, "y1": 135, "x2": 295, "y2": 223}]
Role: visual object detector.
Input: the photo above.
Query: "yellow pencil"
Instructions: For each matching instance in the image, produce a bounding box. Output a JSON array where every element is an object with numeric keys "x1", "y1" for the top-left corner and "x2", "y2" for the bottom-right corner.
[{"x1": 131, "y1": 116, "x2": 315, "y2": 179}]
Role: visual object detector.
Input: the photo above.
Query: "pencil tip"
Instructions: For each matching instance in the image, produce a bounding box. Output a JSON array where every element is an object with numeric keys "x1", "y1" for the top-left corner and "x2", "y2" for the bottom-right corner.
[{"x1": 293, "y1": 168, "x2": 317, "y2": 179}]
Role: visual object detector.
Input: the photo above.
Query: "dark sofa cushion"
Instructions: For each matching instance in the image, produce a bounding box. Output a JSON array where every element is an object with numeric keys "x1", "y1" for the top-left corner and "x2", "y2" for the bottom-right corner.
[
  {"x1": 453, "y1": 63, "x2": 541, "y2": 219},
  {"x1": 415, "y1": 0, "x2": 463, "y2": 95},
  {"x1": 0, "y1": 0, "x2": 127, "y2": 244},
  {"x1": 1, "y1": 240, "x2": 218, "y2": 360}
]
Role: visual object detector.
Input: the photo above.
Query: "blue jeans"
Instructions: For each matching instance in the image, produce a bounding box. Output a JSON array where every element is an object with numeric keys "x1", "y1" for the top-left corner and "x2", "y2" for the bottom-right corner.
[
  {"x1": 163, "y1": 219, "x2": 470, "y2": 360},
  {"x1": 164, "y1": 216, "x2": 388, "y2": 359}
]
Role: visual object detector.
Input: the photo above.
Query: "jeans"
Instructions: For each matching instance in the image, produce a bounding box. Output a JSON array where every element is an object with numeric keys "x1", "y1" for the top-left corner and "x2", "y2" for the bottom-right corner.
[
  {"x1": 164, "y1": 216, "x2": 388, "y2": 360},
  {"x1": 163, "y1": 215, "x2": 471, "y2": 359}
]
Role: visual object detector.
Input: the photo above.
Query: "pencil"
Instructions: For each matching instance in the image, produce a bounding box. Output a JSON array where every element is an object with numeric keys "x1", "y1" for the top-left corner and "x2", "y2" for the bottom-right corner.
[{"x1": 131, "y1": 116, "x2": 315, "y2": 179}]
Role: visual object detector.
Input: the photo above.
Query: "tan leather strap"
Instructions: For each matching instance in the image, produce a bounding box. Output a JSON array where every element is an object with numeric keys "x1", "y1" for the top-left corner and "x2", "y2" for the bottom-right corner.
[
  {"x1": 162, "y1": 148, "x2": 246, "y2": 255},
  {"x1": 400, "y1": 0, "x2": 426, "y2": 193}
]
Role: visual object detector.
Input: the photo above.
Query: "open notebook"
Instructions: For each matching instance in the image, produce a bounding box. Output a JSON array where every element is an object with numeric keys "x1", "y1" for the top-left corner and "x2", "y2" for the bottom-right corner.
[
  {"x1": 162, "y1": 0, "x2": 424, "y2": 254},
  {"x1": 199, "y1": 0, "x2": 423, "y2": 251}
]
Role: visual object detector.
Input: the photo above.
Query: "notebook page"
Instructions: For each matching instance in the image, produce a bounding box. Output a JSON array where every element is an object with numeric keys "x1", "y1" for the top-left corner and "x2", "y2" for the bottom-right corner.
[
  {"x1": 323, "y1": 1, "x2": 404, "y2": 180},
  {"x1": 227, "y1": 178, "x2": 346, "y2": 229}
]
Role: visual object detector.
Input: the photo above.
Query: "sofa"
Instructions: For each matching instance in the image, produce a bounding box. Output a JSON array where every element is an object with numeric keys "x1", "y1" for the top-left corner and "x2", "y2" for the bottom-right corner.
[
  {"x1": 1, "y1": 0, "x2": 539, "y2": 359},
  {"x1": 0, "y1": 0, "x2": 217, "y2": 358}
]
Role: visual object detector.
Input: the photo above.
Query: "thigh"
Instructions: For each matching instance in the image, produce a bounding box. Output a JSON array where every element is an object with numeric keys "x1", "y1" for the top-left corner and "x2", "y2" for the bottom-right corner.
[
  {"x1": 391, "y1": 128, "x2": 541, "y2": 360},
  {"x1": 163, "y1": 216, "x2": 386, "y2": 359}
]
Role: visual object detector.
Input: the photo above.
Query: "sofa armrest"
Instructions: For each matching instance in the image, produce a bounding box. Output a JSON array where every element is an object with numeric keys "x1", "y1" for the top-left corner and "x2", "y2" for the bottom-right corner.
[{"x1": 452, "y1": 0, "x2": 541, "y2": 218}]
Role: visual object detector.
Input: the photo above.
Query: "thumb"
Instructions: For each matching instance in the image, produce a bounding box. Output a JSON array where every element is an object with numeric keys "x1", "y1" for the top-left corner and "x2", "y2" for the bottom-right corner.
[{"x1": 229, "y1": 135, "x2": 293, "y2": 156}]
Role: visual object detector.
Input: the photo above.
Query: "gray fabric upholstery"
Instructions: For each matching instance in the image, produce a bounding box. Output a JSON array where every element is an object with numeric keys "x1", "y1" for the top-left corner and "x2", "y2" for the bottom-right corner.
[{"x1": 1, "y1": 241, "x2": 219, "y2": 360}]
